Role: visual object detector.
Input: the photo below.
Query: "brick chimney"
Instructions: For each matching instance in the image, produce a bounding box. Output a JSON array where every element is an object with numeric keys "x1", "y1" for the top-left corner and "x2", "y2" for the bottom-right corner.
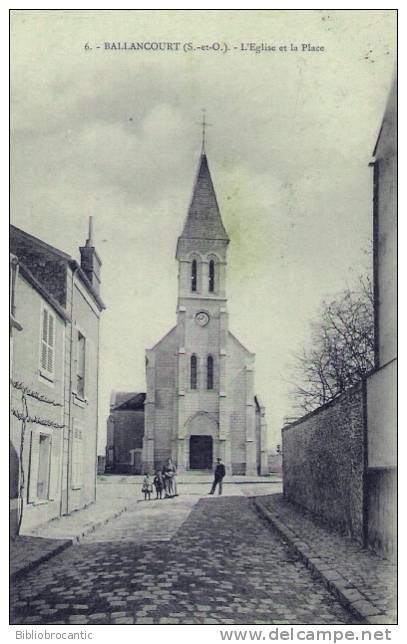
[{"x1": 79, "y1": 216, "x2": 102, "y2": 295}]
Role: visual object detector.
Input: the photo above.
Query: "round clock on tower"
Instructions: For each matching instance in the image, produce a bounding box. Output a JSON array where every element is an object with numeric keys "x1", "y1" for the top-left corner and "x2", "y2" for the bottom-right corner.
[{"x1": 195, "y1": 311, "x2": 210, "y2": 327}]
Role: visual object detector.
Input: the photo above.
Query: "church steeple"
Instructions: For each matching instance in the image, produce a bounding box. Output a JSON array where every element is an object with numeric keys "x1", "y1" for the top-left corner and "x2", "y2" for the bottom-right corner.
[
  {"x1": 177, "y1": 153, "x2": 229, "y2": 257},
  {"x1": 176, "y1": 150, "x2": 229, "y2": 301},
  {"x1": 144, "y1": 140, "x2": 264, "y2": 478}
]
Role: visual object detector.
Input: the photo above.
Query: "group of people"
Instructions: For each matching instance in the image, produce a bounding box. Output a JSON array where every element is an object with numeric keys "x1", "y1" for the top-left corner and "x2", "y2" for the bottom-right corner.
[
  {"x1": 141, "y1": 458, "x2": 177, "y2": 500},
  {"x1": 141, "y1": 456, "x2": 226, "y2": 500}
]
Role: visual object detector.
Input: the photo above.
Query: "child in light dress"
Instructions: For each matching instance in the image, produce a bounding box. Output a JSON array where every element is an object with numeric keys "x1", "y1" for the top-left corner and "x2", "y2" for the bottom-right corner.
[{"x1": 141, "y1": 474, "x2": 153, "y2": 501}]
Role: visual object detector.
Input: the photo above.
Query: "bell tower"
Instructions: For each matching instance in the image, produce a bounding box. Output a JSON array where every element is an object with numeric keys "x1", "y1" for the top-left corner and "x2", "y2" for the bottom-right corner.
[
  {"x1": 174, "y1": 151, "x2": 232, "y2": 472},
  {"x1": 176, "y1": 152, "x2": 229, "y2": 298},
  {"x1": 144, "y1": 129, "x2": 264, "y2": 476}
]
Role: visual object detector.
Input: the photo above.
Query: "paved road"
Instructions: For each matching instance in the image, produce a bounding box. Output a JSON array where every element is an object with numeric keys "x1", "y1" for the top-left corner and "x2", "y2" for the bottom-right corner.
[{"x1": 11, "y1": 494, "x2": 356, "y2": 625}]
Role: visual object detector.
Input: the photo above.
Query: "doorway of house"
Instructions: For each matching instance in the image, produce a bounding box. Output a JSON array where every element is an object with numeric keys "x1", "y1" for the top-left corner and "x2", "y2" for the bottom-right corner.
[{"x1": 189, "y1": 435, "x2": 213, "y2": 470}]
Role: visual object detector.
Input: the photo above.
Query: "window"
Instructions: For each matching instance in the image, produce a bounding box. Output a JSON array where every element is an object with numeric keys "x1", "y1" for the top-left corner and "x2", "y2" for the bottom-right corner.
[
  {"x1": 191, "y1": 259, "x2": 197, "y2": 292},
  {"x1": 209, "y1": 260, "x2": 215, "y2": 292},
  {"x1": 72, "y1": 421, "x2": 83, "y2": 489},
  {"x1": 76, "y1": 331, "x2": 86, "y2": 398},
  {"x1": 207, "y1": 355, "x2": 214, "y2": 390},
  {"x1": 40, "y1": 306, "x2": 55, "y2": 379},
  {"x1": 27, "y1": 430, "x2": 60, "y2": 503},
  {"x1": 190, "y1": 354, "x2": 198, "y2": 389},
  {"x1": 37, "y1": 434, "x2": 51, "y2": 499}
]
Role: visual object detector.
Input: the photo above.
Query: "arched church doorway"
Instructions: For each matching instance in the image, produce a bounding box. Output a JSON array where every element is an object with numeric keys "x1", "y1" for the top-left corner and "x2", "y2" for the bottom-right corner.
[{"x1": 189, "y1": 435, "x2": 213, "y2": 470}]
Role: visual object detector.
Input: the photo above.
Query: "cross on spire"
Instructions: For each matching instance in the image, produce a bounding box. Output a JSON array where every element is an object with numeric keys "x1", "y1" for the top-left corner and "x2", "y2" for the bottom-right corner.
[{"x1": 199, "y1": 109, "x2": 212, "y2": 153}]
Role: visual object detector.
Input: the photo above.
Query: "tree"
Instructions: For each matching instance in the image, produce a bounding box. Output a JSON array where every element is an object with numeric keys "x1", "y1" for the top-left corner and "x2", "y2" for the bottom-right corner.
[{"x1": 289, "y1": 275, "x2": 375, "y2": 414}]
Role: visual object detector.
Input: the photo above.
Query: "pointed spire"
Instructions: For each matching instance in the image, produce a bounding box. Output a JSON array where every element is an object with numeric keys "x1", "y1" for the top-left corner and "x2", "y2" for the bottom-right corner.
[
  {"x1": 180, "y1": 152, "x2": 229, "y2": 242},
  {"x1": 200, "y1": 109, "x2": 212, "y2": 154}
]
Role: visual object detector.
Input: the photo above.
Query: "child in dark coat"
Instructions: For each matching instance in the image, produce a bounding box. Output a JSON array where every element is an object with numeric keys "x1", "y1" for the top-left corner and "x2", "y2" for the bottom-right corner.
[{"x1": 153, "y1": 471, "x2": 164, "y2": 499}]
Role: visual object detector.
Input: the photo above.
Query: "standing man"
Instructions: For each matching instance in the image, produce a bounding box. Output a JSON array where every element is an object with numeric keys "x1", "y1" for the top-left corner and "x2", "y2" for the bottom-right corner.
[{"x1": 209, "y1": 457, "x2": 226, "y2": 495}]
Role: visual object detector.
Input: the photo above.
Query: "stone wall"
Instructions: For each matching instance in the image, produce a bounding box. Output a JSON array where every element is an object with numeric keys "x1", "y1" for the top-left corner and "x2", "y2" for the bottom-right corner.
[{"x1": 282, "y1": 383, "x2": 366, "y2": 543}]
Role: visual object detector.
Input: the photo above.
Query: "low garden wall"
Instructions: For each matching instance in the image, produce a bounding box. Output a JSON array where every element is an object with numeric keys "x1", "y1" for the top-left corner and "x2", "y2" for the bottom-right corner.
[{"x1": 282, "y1": 382, "x2": 366, "y2": 542}]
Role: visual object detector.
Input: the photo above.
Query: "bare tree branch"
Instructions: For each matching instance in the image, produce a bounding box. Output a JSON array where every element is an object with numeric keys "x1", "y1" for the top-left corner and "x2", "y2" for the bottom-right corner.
[{"x1": 289, "y1": 275, "x2": 374, "y2": 415}]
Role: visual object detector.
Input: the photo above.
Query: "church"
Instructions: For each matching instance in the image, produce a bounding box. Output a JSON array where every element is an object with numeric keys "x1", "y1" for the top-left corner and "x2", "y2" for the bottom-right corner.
[{"x1": 143, "y1": 145, "x2": 268, "y2": 475}]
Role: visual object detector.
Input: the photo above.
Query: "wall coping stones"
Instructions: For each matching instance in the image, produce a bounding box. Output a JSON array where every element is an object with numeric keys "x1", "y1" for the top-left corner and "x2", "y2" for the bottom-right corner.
[
  {"x1": 282, "y1": 381, "x2": 364, "y2": 432},
  {"x1": 253, "y1": 494, "x2": 397, "y2": 625}
]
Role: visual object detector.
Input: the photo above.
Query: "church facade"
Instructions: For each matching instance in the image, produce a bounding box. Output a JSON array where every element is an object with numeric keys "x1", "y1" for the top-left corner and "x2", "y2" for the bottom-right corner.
[{"x1": 143, "y1": 150, "x2": 268, "y2": 475}]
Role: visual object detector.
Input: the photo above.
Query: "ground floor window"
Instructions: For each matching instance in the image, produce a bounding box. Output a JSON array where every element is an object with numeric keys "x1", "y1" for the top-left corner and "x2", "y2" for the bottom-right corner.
[
  {"x1": 72, "y1": 422, "x2": 83, "y2": 489},
  {"x1": 27, "y1": 430, "x2": 61, "y2": 505},
  {"x1": 37, "y1": 433, "x2": 52, "y2": 499}
]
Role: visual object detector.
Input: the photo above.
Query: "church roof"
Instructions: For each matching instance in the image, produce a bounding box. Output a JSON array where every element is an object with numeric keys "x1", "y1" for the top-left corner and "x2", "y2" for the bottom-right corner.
[
  {"x1": 228, "y1": 330, "x2": 254, "y2": 357},
  {"x1": 179, "y1": 153, "x2": 229, "y2": 242},
  {"x1": 111, "y1": 392, "x2": 146, "y2": 411}
]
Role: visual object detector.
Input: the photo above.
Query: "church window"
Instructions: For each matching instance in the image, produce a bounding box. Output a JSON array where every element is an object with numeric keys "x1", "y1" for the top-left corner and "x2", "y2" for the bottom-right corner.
[
  {"x1": 207, "y1": 355, "x2": 214, "y2": 390},
  {"x1": 209, "y1": 260, "x2": 215, "y2": 292},
  {"x1": 191, "y1": 259, "x2": 197, "y2": 292},
  {"x1": 190, "y1": 354, "x2": 198, "y2": 389}
]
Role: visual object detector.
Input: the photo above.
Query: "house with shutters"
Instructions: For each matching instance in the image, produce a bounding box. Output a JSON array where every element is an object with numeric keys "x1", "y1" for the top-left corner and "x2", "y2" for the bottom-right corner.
[{"x1": 10, "y1": 220, "x2": 105, "y2": 536}]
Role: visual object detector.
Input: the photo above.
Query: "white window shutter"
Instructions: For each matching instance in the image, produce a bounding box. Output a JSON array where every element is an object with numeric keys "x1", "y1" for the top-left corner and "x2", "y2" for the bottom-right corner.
[
  {"x1": 47, "y1": 314, "x2": 54, "y2": 373},
  {"x1": 48, "y1": 431, "x2": 61, "y2": 501},
  {"x1": 72, "y1": 420, "x2": 78, "y2": 488},
  {"x1": 42, "y1": 309, "x2": 48, "y2": 342},
  {"x1": 41, "y1": 342, "x2": 47, "y2": 371},
  {"x1": 79, "y1": 434, "x2": 83, "y2": 487},
  {"x1": 48, "y1": 313, "x2": 54, "y2": 347},
  {"x1": 71, "y1": 459, "x2": 77, "y2": 490},
  {"x1": 79, "y1": 424, "x2": 83, "y2": 487},
  {"x1": 41, "y1": 309, "x2": 48, "y2": 370},
  {"x1": 72, "y1": 420, "x2": 83, "y2": 489},
  {"x1": 27, "y1": 431, "x2": 39, "y2": 503},
  {"x1": 40, "y1": 308, "x2": 55, "y2": 376},
  {"x1": 85, "y1": 337, "x2": 90, "y2": 400}
]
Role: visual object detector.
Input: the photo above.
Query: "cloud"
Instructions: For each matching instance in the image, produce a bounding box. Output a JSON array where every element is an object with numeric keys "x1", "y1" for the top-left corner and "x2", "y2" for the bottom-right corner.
[{"x1": 10, "y1": 10, "x2": 396, "y2": 448}]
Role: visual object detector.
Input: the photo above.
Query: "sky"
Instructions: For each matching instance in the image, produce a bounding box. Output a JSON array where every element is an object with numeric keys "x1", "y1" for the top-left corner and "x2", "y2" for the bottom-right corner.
[{"x1": 10, "y1": 10, "x2": 396, "y2": 452}]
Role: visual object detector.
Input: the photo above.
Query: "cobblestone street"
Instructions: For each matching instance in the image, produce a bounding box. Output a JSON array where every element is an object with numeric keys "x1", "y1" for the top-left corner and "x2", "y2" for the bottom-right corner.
[{"x1": 10, "y1": 487, "x2": 357, "y2": 625}]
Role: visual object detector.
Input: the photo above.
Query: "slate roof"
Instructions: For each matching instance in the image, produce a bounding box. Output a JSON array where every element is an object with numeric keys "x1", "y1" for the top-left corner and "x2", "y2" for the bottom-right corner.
[
  {"x1": 10, "y1": 225, "x2": 106, "y2": 311},
  {"x1": 17, "y1": 260, "x2": 71, "y2": 323},
  {"x1": 179, "y1": 153, "x2": 229, "y2": 242},
  {"x1": 111, "y1": 392, "x2": 146, "y2": 411}
]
